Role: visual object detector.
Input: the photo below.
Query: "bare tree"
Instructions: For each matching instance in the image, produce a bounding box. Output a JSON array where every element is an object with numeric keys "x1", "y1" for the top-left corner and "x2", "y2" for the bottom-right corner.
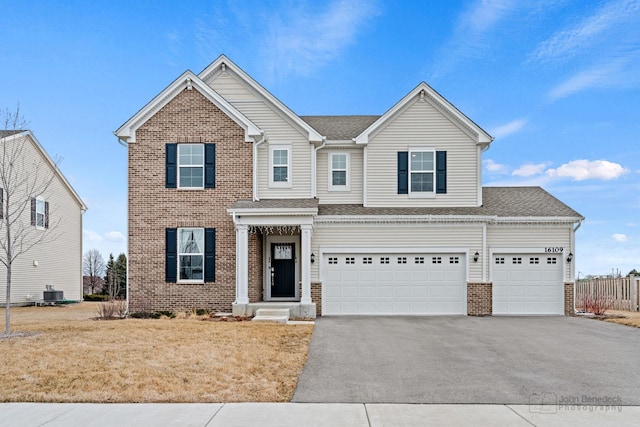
[
  {"x1": 83, "y1": 249, "x2": 106, "y2": 294},
  {"x1": 1, "y1": 107, "x2": 60, "y2": 335}
]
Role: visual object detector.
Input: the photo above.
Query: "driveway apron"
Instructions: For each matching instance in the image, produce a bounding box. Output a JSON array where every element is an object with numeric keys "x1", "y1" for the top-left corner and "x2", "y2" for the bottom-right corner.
[{"x1": 292, "y1": 316, "x2": 640, "y2": 404}]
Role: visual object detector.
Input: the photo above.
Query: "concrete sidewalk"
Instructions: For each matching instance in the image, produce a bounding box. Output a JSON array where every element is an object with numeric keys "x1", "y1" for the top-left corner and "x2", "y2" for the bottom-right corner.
[{"x1": 1, "y1": 403, "x2": 637, "y2": 427}]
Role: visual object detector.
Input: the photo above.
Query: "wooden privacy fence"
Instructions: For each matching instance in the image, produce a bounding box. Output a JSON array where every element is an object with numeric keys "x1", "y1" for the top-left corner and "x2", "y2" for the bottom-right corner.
[{"x1": 575, "y1": 276, "x2": 640, "y2": 312}]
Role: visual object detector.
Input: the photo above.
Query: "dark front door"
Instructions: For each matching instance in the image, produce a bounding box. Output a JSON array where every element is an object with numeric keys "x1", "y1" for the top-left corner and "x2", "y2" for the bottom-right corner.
[{"x1": 271, "y1": 243, "x2": 296, "y2": 298}]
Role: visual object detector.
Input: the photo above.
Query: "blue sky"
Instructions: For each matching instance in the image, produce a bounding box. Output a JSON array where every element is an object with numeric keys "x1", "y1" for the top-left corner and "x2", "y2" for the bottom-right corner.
[{"x1": 2, "y1": 0, "x2": 639, "y2": 277}]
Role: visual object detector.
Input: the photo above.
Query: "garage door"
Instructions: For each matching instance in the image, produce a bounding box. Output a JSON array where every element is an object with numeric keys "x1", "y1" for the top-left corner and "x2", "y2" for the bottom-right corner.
[
  {"x1": 323, "y1": 252, "x2": 466, "y2": 315},
  {"x1": 492, "y1": 254, "x2": 563, "y2": 315}
]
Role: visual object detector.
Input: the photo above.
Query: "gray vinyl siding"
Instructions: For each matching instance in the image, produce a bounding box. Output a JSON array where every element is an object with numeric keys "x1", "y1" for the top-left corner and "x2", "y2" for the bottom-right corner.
[
  {"x1": 204, "y1": 73, "x2": 257, "y2": 101},
  {"x1": 316, "y1": 149, "x2": 363, "y2": 204},
  {"x1": 366, "y1": 98, "x2": 479, "y2": 207},
  {"x1": 487, "y1": 225, "x2": 573, "y2": 282},
  {"x1": 311, "y1": 223, "x2": 483, "y2": 282},
  {"x1": 0, "y1": 136, "x2": 84, "y2": 305}
]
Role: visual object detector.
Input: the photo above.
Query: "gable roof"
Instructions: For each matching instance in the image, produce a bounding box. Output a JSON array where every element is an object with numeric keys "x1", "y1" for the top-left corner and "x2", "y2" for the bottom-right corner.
[
  {"x1": 354, "y1": 82, "x2": 493, "y2": 146},
  {"x1": 317, "y1": 187, "x2": 583, "y2": 220},
  {"x1": 300, "y1": 116, "x2": 380, "y2": 140},
  {"x1": 115, "y1": 70, "x2": 262, "y2": 143},
  {"x1": 198, "y1": 55, "x2": 324, "y2": 143},
  {"x1": 0, "y1": 130, "x2": 87, "y2": 211}
]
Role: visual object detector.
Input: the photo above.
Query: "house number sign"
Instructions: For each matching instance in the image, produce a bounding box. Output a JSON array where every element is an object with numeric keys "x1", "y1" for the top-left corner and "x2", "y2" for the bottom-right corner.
[{"x1": 544, "y1": 247, "x2": 564, "y2": 253}]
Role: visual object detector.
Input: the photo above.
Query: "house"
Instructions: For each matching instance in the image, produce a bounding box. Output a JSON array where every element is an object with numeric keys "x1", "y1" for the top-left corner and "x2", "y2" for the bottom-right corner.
[
  {"x1": 116, "y1": 55, "x2": 583, "y2": 318},
  {"x1": 0, "y1": 130, "x2": 87, "y2": 305}
]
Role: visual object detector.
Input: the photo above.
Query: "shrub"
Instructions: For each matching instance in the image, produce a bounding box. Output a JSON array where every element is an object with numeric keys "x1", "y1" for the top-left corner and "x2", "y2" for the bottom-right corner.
[
  {"x1": 580, "y1": 293, "x2": 614, "y2": 316},
  {"x1": 84, "y1": 294, "x2": 109, "y2": 302},
  {"x1": 96, "y1": 299, "x2": 127, "y2": 319},
  {"x1": 129, "y1": 310, "x2": 175, "y2": 319}
]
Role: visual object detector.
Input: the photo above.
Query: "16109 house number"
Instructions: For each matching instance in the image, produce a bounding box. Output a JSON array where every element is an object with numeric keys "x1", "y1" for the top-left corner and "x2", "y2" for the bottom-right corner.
[{"x1": 544, "y1": 247, "x2": 564, "y2": 253}]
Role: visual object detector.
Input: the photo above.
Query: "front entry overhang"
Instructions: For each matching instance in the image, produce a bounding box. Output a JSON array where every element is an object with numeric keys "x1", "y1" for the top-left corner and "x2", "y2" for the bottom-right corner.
[{"x1": 227, "y1": 199, "x2": 318, "y2": 318}]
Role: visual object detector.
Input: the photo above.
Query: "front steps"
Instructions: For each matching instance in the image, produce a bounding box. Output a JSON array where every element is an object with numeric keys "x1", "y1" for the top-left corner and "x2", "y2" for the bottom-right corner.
[{"x1": 251, "y1": 308, "x2": 290, "y2": 324}]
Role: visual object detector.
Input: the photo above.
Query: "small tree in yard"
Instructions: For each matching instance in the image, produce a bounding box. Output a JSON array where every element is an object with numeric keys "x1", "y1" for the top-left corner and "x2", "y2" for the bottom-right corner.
[
  {"x1": 83, "y1": 249, "x2": 106, "y2": 294},
  {"x1": 1, "y1": 107, "x2": 60, "y2": 335}
]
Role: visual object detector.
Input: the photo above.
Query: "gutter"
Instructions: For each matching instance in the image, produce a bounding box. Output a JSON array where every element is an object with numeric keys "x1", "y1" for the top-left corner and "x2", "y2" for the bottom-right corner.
[{"x1": 115, "y1": 134, "x2": 130, "y2": 314}]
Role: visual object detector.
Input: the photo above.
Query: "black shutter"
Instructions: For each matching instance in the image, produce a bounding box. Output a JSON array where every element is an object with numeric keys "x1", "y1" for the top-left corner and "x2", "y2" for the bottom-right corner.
[
  {"x1": 204, "y1": 144, "x2": 216, "y2": 188},
  {"x1": 204, "y1": 228, "x2": 216, "y2": 282},
  {"x1": 166, "y1": 228, "x2": 177, "y2": 282},
  {"x1": 436, "y1": 151, "x2": 447, "y2": 194},
  {"x1": 44, "y1": 201, "x2": 49, "y2": 228},
  {"x1": 166, "y1": 144, "x2": 177, "y2": 188},
  {"x1": 0, "y1": 188, "x2": 3, "y2": 220},
  {"x1": 30, "y1": 197, "x2": 36, "y2": 225},
  {"x1": 397, "y1": 152, "x2": 408, "y2": 194}
]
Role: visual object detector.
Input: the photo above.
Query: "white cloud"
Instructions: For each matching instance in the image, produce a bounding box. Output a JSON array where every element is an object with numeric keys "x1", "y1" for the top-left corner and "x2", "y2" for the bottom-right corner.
[
  {"x1": 612, "y1": 233, "x2": 628, "y2": 242},
  {"x1": 531, "y1": 0, "x2": 640, "y2": 63},
  {"x1": 489, "y1": 118, "x2": 527, "y2": 139},
  {"x1": 104, "y1": 231, "x2": 126, "y2": 243},
  {"x1": 546, "y1": 59, "x2": 629, "y2": 100},
  {"x1": 546, "y1": 159, "x2": 628, "y2": 181},
  {"x1": 512, "y1": 163, "x2": 548, "y2": 177},
  {"x1": 83, "y1": 229, "x2": 102, "y2": 243},
  {"x1": 262, "y1": 0, "x2": 380, "y2": 80},
  {"x1": 483, "y1": 159, "x2": 508, "y2": 174}
]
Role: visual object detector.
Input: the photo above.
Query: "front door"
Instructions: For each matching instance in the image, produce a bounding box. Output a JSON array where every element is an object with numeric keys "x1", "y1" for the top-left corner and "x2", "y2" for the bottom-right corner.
[{"x1": 271, "y1": 243, "x2": 296, "y2": 298}]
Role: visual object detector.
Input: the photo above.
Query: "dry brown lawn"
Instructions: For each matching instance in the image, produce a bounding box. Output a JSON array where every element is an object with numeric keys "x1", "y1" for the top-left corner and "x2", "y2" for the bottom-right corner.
[
  {"x1": 0, "y1": 302, "x2": 313, "y2": 403},
  {"x1": 604, "y1": 309, "x2": 640, "y2": 328}
]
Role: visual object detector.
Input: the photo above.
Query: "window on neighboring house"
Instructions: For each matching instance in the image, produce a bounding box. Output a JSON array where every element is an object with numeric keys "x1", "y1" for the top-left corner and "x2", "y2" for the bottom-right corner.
[
  {"x1": 166, "y1": 143, "x2": 215, "y2": 189},
  {"x1": 269, "y1": 145, "x2": 291, "y2": 188},
  {"x1": 31, "y1": 197, "x2": 49, "y2": 229},
  {"x1": 178, "y1": 228, "x2": 204, "y2": 282},
  {"x1": 329, "y1": 152, "x2": 350, "y2": 191},
  {"x1": 165, "y1": 227, "x2": 215, "y2": 283},
  {"x1": 410, "y1": 150, "x2": 435, "y2": 193},
  {"x1": 178, "y1": 144, "x2": 204, "y2": 188}
]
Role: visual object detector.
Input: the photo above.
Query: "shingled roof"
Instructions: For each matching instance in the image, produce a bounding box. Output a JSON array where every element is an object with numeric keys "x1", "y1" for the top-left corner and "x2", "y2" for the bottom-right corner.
[
  {"x1": 318, "y1": 187, "x2": 583, "y2": 219},
  {"x1": 0, "y1": 130, "x2": 23, "y2": 138},
  {"x1": 300, "y1": 116, "x2": 380, "y2": 140}
]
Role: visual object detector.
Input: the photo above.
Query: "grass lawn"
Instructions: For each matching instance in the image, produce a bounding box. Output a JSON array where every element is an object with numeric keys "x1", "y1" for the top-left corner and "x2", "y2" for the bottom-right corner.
[
  {"x1": 0, "y1": 302, "x2": 313, "y2": 403},
  {"x1": 604, "y1": 309, "x2": 640, "y2": 328}
]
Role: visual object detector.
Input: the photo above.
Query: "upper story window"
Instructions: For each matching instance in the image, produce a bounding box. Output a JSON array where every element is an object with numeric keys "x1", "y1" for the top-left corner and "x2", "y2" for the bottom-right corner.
[
  {"x1": 31, "y1": 197, "x2": 49, "y2": 230},
  {"x1": 329, "y1": 152, "x2": 350, "y2": 191},
  {"x1": 410, "y1": 150, "x2": 435, "y2": 194},
  {"x1": 269, "y1": 145, "x2": 292, "y2": 188},
  {"x1": 178, "y1": 144, "x2": 204, "y2": 188},
  {"x1": 166, "y1": 143, "x2": 215, "y2": 189}
]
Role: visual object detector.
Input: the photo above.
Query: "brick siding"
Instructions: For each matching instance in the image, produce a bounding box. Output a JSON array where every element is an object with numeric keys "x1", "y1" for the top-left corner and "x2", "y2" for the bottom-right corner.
[
  {"x1": 128, "y1": 88, "x2": 256, "y2": 313},
  {"x1": 564, "y1": 282, "x2": 575, "y2": 316},
  {"x1": 467, "y1": 282, "x2": 492, "y2": 316}
]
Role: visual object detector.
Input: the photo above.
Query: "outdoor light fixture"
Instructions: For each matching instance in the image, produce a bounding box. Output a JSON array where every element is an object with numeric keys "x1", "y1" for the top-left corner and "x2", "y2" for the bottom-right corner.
[
  {"x1": 567, "y1": 252, "x2": 573, "y2": 263},
  {"x1": 473, "y1": 251, "x2": 479, "y2": 262},
  {"x1": 310, "y1": 253, "x2": 315, "y2": 264}
]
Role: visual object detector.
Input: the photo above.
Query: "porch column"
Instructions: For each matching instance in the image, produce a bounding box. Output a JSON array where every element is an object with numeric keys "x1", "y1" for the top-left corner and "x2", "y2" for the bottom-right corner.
[
  {"x1": 235, "y1": 224, "x2": 249, "y2": 305},
  {"x1": 301, "y1": 224, "x2": 312, "y2": 304}
]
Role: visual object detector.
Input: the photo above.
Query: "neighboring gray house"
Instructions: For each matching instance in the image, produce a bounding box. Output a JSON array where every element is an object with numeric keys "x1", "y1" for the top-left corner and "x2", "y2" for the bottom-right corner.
[
  {"x1": 117, "y1": 55, "x2": 583, "y2": 318},
  {"x1": 0, "y1": 130, "x2": 87, "y2": 305}
]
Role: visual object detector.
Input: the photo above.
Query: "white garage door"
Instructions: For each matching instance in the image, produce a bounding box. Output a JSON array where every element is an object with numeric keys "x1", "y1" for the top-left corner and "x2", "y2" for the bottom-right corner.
[
  {"x1": 323, "y1": 253, "x2": 466, "y2": 315},
  {"x1": 493, "y1": 254, "x2": 563, "y2": 315}
]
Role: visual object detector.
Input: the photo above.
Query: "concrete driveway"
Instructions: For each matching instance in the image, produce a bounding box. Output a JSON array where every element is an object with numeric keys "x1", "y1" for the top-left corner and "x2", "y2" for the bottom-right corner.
[{"x1": 292, "y1": 316, "x2": 640, "y2": 405}]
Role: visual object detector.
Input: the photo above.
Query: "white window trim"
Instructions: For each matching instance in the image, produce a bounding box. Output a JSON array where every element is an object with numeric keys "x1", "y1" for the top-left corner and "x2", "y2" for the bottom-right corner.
[
  {"x1": 269, "y1": 144, "x2": 292, "y2": 188},
  {"x1": 177, "y1": 227, "x2": 205, "y2": 284},
  {"x1": 409, "y1": 146, "x2": 436, "y2": 198},
  {"x1": 178, "y1": 143, "x2": 205, "y2": 189},
  {"x1": 328, "y1": 152, "x2": 350, "y2": 192},
  {"x1": 35, "y1": 196, "x2": 46, "y2": 230}
]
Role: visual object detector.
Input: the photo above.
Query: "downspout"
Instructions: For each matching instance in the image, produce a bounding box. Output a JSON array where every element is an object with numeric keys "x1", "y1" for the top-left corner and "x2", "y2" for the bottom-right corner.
[
  {"x1": 116, "y1": 136, "x2": 129, "y2": 314},
  {"x1": 571, "y1": 219, "x2": 583, "y2": 282},
  {"x1": 312, "y1": 138, "x2": 327, "y2": 198},
  {"x1": 253, "y1": 133, "x2": 267, "y2": 201}
]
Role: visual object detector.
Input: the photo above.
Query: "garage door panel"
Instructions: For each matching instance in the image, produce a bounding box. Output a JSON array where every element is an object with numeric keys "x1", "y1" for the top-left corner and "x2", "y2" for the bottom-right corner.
[
  {"x1": 323, "y1": 252, "x2": 466, "y2": 315},
  {"x1": 493, "y1": 253, "x2": 563, "y2": 315}
]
